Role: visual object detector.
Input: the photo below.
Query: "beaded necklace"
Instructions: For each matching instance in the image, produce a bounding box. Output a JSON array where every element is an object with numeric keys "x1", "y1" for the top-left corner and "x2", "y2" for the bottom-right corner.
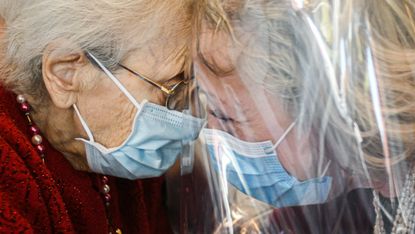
[
  {"x1": 16, "y1": 94, "x2": 122, "y2": 234},
  {"x1": 373, "y1": 166, "x2": 415, "y2": 234}
]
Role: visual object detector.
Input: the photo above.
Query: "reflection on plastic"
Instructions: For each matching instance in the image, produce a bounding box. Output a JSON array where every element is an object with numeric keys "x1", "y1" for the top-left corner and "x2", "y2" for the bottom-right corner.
[{"x1": 165, "y1": 0, "x2": 415, "y2": 233}]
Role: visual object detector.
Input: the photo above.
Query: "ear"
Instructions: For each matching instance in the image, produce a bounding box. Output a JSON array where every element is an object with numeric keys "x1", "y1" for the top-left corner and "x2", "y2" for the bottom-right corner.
[{"x1": 42, "y1": 41, "x2": 88, "y2": 109}]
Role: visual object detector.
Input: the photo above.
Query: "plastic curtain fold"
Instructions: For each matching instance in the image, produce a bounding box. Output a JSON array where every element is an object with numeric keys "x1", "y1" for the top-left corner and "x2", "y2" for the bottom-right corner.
[{"x1": 166, "y1": 0, "x2": 415, "y2": 233}]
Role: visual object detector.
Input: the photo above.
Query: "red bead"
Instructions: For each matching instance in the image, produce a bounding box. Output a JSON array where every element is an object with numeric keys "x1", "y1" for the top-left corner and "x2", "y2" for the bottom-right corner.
[
  {"x1": 36, "y1": 144, "x2": 46, "y2": 154},
  {"x1": 29, "y1": 125, "x2": 40, "y2": 135},
  {"x1": 104, "y1": 194, "x2": 112, "y2": 202},
  {"x1": 20, "y1": 102, "x2": 31, "y2": 113},
  {"x1": 102, "y1": 176, "x2": 109, "y2": 184}
]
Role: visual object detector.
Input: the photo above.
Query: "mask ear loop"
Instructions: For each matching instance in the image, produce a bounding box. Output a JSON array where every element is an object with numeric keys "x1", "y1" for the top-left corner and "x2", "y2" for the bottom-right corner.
[
  {"x1": 268, "y1": 120, "x2": 333, "y2": 179},
  {"x1": 86, "y1": 52, "x2": 141, "y2": 109},
  {"x1": 73, "y1": 104, "x2": 95, "y2": 142},
  {"x1": 269, "y1": 120, "x2": 297, "y2": 152},
  {"x1": 198, "y1": 90, "x2": 209, "y2": 128}
]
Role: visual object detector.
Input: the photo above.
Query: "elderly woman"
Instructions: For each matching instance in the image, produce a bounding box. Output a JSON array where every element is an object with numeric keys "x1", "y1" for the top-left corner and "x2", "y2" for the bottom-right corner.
[
  {"x1": 0, "y1": 0, "x2": 204, "y2": 233},
  {"x1": 186, "y1": 0, "x2": 415, "y2": 233}
]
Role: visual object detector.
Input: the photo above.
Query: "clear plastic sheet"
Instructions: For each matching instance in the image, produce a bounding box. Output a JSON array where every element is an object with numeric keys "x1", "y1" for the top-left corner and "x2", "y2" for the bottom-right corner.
[{"x1": 166, "y1": 0, "x2": 415, "y2": 233}]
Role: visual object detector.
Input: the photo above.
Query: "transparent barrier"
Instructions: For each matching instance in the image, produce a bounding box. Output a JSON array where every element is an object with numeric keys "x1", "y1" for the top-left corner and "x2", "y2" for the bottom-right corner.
[{"x1": 167, "y1": 0, "x2": 415, "y2": 233}]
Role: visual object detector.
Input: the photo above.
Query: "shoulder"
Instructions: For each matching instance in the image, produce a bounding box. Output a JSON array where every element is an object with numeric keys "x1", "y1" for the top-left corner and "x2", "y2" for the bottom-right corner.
[
  {"x1": 0, "y1": 130, "x2": 58, "y2": 233},
  {"x1": 0, "y1": 88, "x2": 75, "y2": 233},
  {"x1": 0, "y1": 190, "x2": 34, "y2": 233}
]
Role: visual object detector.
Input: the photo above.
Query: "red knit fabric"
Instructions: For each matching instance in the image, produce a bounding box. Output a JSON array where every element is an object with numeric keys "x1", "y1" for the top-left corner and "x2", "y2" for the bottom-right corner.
[{"x1": 0, "y1": 85, "x2": 172, "y2": 234}]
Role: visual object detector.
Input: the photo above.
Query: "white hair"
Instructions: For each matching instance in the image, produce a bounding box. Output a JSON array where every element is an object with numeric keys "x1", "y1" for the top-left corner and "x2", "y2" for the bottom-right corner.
[{"x1": 0, "y1": 0, "x2": 193, "y2": 102}]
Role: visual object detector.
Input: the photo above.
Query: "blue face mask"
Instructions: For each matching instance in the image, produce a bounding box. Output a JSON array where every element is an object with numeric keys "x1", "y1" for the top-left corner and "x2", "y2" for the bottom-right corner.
[
  {"x1": 74, "y1": 53, "x2": 205, "y2": 180},
  {"x1": 202, "y1": 123, "x2": 332, "y2": 208}
]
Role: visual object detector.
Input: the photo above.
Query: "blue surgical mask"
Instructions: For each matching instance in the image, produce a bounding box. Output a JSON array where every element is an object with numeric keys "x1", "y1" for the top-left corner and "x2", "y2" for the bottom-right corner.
[
  {"x1": 74, "y1": 53, "x2": 205, "y2": 180},
  {"x1": 202, "y1": 123, "x2": 332, "y2": 208}
]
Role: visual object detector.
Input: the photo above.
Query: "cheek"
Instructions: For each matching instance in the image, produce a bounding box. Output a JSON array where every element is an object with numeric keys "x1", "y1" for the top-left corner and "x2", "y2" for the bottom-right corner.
[
  {"x1": 238, "y1": 116, "x2": 273, "y2": 141},
  {"x1": 101, "y1": 102, "x2": 138, "y2": 147},
  {"x1": 98, "y1": 91, "x2": 138, "y2": 147},
  {"x1": 103, "y1": 99, "x2": 137, "y2": 147},
  {"x1": 79, "y1": 82, "x2": 138, "y2": 147}
]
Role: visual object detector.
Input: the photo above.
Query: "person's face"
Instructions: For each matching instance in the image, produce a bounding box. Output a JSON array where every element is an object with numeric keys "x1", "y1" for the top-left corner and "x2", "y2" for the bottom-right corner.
[
  {"x1": 197, "y1": 65, "x2": 291, "y2": 143},
  {"x1": 194, "y1": 26, "x2": 376, "y2": 194},
  {"x1": 43, "y1": 37, "x2": 189, "y2": 149},
  {"x1": 194, "y1": 28, "x2": 314, "y2": 180},
  {"x1": 82, "y1": 44, "x2": 189, "y2": 147},
  {"x1": 195, "y1": 28, "x2": 293, "y2": 143}
]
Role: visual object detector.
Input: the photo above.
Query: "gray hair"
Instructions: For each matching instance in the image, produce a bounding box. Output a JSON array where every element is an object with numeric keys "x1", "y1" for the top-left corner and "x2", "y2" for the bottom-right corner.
[{"x1": 0, "y1": 0, "x2": 193, "y2": 103}]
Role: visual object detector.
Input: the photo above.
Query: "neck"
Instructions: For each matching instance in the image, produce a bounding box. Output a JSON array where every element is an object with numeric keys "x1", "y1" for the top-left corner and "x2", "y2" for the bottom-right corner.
[{"x1": 31, "y1": 100, "x2": 90, "y2": 171}]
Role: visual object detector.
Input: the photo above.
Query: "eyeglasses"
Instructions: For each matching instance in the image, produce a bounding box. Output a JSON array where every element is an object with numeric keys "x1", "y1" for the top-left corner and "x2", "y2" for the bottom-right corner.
[{"x1": 118, "y1": 64, "x2": 193, "y2": 111}]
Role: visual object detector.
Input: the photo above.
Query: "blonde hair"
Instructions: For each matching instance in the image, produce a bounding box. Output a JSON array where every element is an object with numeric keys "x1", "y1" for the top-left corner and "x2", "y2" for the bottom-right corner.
[
  {"x1": 340, "y1": 0, "x2": 415, "y2": 169},
  {"x1": 0, "y1": 0, "x2": 193, "y2": 103},
  {"x1": 195, "y1": 0, "x2": 415, "y2": 175}
]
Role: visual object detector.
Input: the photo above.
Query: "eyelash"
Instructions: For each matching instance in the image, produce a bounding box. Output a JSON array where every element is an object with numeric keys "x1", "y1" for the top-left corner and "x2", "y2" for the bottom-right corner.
[{"x1": 210, "y1": 109, "x2": 234, "y2": 122}]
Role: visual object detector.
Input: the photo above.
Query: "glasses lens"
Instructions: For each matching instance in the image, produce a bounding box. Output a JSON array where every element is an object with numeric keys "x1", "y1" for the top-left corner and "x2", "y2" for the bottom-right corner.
[
  {"x1": 166, "y1": 80, "x2": 191, "y2": 111},
  {"x1": 167, "y1": 80, "x2": 206, "y2": 118}
]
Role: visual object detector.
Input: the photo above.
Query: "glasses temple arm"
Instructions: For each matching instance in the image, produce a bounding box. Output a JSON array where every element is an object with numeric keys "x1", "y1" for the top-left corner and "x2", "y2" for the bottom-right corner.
[{"x1": 118, "y1": 64, "x2": 173, "y2": 95}]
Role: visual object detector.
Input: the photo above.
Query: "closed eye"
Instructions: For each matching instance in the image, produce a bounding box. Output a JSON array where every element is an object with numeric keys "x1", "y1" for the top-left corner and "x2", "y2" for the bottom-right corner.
[{"x1": 209, "y1": 108, "x2": 235, "y2": 122}]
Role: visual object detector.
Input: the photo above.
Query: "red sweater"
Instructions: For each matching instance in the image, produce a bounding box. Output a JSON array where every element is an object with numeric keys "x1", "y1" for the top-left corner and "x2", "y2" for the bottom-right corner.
[{"x1": 0, "y1": 85, "x2": 172, "y2": 233}]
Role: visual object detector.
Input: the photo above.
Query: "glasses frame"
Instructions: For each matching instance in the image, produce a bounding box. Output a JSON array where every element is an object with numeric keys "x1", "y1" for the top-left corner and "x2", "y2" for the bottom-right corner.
[{"x1": 118, "y1": 64, "x2": 192, "y2": 110}]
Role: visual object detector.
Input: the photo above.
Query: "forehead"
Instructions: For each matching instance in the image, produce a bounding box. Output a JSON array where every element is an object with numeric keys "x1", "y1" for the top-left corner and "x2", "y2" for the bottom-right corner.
[
  {"x1": 121, "y1": 42, "x2": 187, "y2": 83},
  {"x1": 196, "y1": 23, "x2": 271, "y2": 91}
]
